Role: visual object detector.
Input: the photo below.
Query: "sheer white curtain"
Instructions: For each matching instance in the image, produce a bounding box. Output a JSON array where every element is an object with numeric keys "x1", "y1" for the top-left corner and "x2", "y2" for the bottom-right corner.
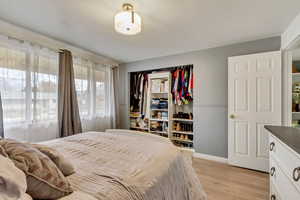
[
  {"x1": 73, "y1": 57, "x2": 116, "y2": 132},
  {"x1": 0, "y1": 35, "x2": 58, "y2": 142},
  {"x1": 0, "y1": 34, "x2": 117, "y2": 142}
]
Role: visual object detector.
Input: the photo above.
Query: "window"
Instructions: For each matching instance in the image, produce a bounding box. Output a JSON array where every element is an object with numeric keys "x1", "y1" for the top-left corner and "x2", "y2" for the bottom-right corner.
[
  {"x1": 94, "y1": 69, "x2": 106, "y2": 115},
  {"x1": 74, "y1": 57, "x2": 108, "y2": 118},
  {"x1": 74, "y1": 59, "x2": 90, "y2": 116},
  {"x1": 31, "y1": 54, "x2": 58, "y2": 121},
  {"x1": 0, "y1": 45, "x2": 58, "y2": 125},
  {"x1": 0, "y1": 47, "x2": 27, "y2": 123}
]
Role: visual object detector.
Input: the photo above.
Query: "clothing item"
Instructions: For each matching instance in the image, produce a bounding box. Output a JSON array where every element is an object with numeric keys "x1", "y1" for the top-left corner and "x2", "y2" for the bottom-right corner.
[
  {"x1": 171, "y1": 66, "x2": 193, "y2": 105},
  {"x1": 130, "y1": 72, "x2": 149, "y2": 118}
]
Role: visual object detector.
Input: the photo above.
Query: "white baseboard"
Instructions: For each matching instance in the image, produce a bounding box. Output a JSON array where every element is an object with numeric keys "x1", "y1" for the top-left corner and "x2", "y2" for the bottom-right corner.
[{"x1": 193, "y1": 152, "x2": 228, "y2": 164}]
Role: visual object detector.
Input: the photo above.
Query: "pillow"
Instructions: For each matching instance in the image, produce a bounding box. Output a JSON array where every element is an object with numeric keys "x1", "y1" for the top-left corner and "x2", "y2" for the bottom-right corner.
[
  {"x1": 31, "y1": 143, "x2": 75, "y2": 176},
  {"x1": 20, "y1": 193, "x2": 33, "y2": 200},
  {"x1": 0, "y1": 139, "x2": 73, "y2": 199},
  {"x1": 0, "y1": 154, "x2": 27, "y2": 200}
]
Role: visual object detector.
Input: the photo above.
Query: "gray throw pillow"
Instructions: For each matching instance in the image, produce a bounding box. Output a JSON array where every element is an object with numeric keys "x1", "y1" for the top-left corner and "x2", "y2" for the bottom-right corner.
[
  {"x1": 31, "y1": 143, "x2": 75, "y2": 176},
  {"x1": 0, "y1": 139, "x2": 73, "y2": 199}
]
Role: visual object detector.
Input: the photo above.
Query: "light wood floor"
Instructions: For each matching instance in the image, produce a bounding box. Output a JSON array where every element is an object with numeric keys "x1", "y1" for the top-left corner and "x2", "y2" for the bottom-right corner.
[{"x1": 192, "y1": 158, "x2": 269, "y2": 200}]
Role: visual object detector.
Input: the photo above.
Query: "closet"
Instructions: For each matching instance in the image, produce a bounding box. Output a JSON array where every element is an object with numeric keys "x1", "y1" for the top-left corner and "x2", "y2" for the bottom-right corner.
[{"x1": 129, "y1": 65, "x2": 194, "y2": 150}]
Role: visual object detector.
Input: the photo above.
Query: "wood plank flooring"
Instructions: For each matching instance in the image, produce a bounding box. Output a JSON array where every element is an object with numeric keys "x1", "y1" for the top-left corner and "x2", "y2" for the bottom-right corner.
[{"x1": 192, "y1": 158, "x2": 269, "y2": 200}]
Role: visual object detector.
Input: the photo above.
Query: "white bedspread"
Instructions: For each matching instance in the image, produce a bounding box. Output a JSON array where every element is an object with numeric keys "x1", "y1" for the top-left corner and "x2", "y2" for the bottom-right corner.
[{"x1": 41, "y1": 131, "x2": 207, "y2": 200}]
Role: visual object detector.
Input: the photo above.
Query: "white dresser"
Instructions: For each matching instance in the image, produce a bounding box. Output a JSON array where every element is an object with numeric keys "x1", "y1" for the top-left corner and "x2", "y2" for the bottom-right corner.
[{"x1": 266, "y1": 126, "x2": 300, "y2": 200}]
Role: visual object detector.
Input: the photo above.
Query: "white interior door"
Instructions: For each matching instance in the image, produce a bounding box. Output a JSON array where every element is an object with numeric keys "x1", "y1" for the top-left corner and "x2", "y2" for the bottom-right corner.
[{"x1": 228, "y1": 51, "x2": 281, "y2": 172}]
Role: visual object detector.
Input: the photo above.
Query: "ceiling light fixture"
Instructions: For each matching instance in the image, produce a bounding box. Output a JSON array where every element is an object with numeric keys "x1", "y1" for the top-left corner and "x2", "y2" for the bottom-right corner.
[{"x1": 114, "y1": 3, "x2": 141, "y2": 35}]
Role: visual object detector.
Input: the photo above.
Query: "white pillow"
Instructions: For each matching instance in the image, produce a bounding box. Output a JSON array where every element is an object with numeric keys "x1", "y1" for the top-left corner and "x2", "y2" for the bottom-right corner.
[{"x1": 0, "y1": 154, "x2": 27, "y2": 200}]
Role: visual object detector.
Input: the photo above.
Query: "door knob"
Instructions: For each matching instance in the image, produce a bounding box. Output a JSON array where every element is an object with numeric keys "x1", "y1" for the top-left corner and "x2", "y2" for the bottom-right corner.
[
  {"x1": 271, "y1": 195, "x2": 276, "y2": 200},
  {"x1": 270, "y1": 167, "x2": 276, "y2": 176},
  {"x1": 293, "y1": 167, "x2": 300, "y2": 182},
  {"x1": 229, "y1": 114, "x2": 236, "y2": 119}
]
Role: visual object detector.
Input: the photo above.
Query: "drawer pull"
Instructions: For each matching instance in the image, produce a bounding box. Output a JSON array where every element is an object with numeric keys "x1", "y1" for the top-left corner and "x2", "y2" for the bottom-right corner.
[
  {"x1": 270, "y1": 167, "x2": 275, "y2": 176},
  {"x1": 270, "y1": 142, "x2": 275, "y2": 151},
  {"x1": 271, "y1": 195, "x2": 276, "y2": 200},
  {"x1": 293, "y1": 167, "x2": 300, "y2": 182}
]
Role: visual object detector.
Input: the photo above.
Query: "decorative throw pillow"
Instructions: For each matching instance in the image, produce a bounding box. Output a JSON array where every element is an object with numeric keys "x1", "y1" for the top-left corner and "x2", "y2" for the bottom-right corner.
[
  {"x1": 0, "y1": 154, "x2": 27, "y2": 200},
  {"x1": 31, "y1": 143, "x2": 75, "y2": 176},
  {"x1": 20, "y1": 193, "x2": 33, "y2": 200},
  {"x1": 0, "y1": 139, "x2": 73, "y2": 199}
]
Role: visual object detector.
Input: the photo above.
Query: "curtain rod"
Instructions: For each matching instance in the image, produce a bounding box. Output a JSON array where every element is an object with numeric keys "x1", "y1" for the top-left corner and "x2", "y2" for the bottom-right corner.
[
  {"x1": 4, "y1": 35, "x2": 117, "y2": 68},
  {"x1": 0, "y1": 19, "x2": 119, "y2": 65},
  {"x1": 7, "y1": 35, "x2": 62, "y2": 53}
]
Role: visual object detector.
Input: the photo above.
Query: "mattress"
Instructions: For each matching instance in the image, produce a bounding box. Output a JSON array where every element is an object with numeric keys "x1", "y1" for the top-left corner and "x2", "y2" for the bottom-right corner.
[{"x1": 41, "y1": 131, "x2": 206, "y2": 200}]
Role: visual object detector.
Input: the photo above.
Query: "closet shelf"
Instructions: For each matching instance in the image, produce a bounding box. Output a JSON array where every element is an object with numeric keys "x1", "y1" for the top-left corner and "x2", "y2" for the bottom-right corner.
[
  {"x1": 130, "y1": 116, "x2": 141, "y2": 118},
  {"x1": 150, "y1": 118, "x2": 168, "y2": 122},
  {"x1": 171, "y1": 137, "x2": 193, "y2": 143},
  {"x1": 178, "y1": 147, "x2": 195, "y2": 152},
  {"x1": 171, "y1": 130, "x2": 193, "y2": 135},
  {"x1": 150, "y1": 130, "x2": 168, "y2": 134},
  {"x1": 151, "y1": 108, "x2": 168, "y2": 111},
  {"x1": 151, "y1": 92, "x2": 168, "y2": 94},
  {"x1": 131, "y1": 126, "x2": 149, "y2": 131},
  {"x1": 172, "y1": 118, "x2": 193, "y2": 122}
]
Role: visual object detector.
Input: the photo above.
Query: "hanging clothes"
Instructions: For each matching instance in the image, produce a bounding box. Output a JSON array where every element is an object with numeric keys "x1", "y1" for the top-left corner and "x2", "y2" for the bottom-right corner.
[
  {"x1": 138, "y1": 74, "x2": 144, "y2": 111},
  {"x1": 130, "y1": 72, "x2": 149, "y2": 117},
  {"x1": 140, "y1": 73, "x2": 149, "y2": 117},
  {"x1": 131, "y1": 65, "x2": 193, "y2": 112},
  {"x1": 172, "y1": 69, "x2": 179, "y2": 105},
  {"x1": 130, "y1": 72, "x2": 143, "y2": 112},
  {"x1": 171, "y1": 65, "x2": 193, "y2": 105}
]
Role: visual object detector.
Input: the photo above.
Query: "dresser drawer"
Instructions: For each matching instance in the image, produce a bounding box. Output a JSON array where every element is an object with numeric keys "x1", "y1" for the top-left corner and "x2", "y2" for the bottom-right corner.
[
  {"x1": 270, "y1": 157, "x2": 300, "y2": 199},
  {"x1": 269, "y1": 134, "x2": 300, "y2": 191},
  {"x1": 270, "y1": 181, "x2": 282, "y2": 200}
]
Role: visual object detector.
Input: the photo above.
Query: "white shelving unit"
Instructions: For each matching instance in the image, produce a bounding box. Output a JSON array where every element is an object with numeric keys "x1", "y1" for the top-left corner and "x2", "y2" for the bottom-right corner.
[
  {"x1": 148, "y1": 72, "x2": 172, "y2": 137},
  {"x1": 170, "y1": 116, "x2": 193, "y2": 150},
  {"x1": 285, "y1": 48, "x2": 300, "y2": 126},
  {"x1": 290, "y1": 60, "x2": 300, "y2": 127}
]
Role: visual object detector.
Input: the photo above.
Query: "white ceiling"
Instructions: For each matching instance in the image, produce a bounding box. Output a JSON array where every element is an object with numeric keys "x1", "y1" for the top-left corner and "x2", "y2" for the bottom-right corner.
[{"x1": 0, "y1": 0, "x2": 299, "y2": 63}]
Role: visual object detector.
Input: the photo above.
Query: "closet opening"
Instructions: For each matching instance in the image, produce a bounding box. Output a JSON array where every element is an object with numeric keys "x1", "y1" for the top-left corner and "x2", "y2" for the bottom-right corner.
[{"x1": 129, "y1": 64, "x2": 194, "y2": 150}]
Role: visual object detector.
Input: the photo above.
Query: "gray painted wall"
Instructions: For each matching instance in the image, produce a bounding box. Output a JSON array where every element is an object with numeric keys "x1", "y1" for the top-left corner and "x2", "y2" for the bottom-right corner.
[{"x1": 118, "y1": 37, "x2": 281, "y2": 158}]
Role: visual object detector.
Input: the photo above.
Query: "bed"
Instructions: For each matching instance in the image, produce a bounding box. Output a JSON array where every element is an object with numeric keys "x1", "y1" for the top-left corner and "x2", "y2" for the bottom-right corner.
[{"x1": 41, "y1": 130, "x2": 207, "y2": 200}]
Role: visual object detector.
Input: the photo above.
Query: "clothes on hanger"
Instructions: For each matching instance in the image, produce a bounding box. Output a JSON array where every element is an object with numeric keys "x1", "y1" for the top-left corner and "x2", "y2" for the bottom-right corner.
[
  {"x1": 140, "y1": 73, "x2": 149, "y2": 118},
  {"x1": 130, "y1": 72, "x2": 149, "y2": 118},
  {"x1": 171, "y1": 66, "x2": 193, "y2": 105}
]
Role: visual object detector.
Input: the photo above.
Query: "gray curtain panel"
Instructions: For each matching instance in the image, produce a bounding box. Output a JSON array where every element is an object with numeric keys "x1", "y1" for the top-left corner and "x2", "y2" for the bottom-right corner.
[
  {"x1": 58, "y1": 49, "x2": 82, "y2": 137},
  {"x1": 112, "y1": 66, "x2": 119, "y2": 128},
  {"x1": 0, "y1": 92, "x2": 4, "y2": 138}
]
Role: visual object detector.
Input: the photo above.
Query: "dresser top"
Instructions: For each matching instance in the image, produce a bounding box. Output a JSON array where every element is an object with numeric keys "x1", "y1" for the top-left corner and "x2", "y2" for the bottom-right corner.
[{"x1": 265, "y1": 125, "x2": 300, "y2": 155}]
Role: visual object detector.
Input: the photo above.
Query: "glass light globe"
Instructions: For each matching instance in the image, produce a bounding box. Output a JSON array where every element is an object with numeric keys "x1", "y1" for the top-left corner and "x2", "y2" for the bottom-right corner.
[{"x1": 114, "y1": 5, "x2": 141, "y2": 35}]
